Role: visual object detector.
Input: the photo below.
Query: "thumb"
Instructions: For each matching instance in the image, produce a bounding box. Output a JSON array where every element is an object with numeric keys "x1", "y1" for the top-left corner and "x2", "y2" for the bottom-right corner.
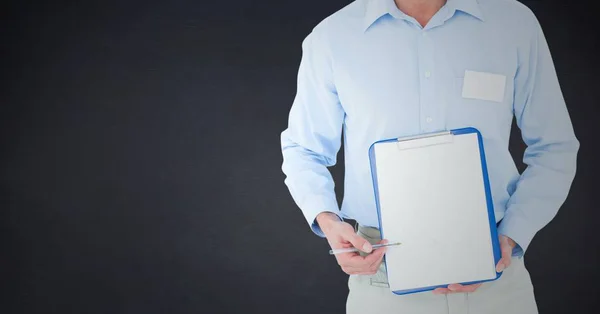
[
  {"x1": 496, "y1": 236, "x2": 513, "y2": 272},
  {"x1": 344, "y1": 231, "x2": 372, "y2": 253}
]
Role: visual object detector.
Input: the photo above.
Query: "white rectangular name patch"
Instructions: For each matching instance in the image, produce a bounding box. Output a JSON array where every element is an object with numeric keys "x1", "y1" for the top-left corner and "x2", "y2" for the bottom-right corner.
[{"x1": 462, "y1": 70, "x2": 506, "y2": 103}]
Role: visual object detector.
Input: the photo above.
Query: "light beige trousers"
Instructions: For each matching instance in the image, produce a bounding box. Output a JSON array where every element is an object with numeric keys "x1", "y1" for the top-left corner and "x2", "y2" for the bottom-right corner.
[{"x1": 347, "y1": 225, "x2": 539, "y2": 314}]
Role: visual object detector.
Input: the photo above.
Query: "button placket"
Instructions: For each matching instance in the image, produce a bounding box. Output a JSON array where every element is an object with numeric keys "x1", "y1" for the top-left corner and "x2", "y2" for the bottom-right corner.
[{"x1": 418, "y1": 31, "x2": 436, "y2": 132}]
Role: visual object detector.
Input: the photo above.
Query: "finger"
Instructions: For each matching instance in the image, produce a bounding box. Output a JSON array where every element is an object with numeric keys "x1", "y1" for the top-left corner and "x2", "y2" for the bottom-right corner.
[
  {"x1": 433, "y1": 288, "x2": 450, "y2": 294},
  {"x1": 369, "y1": 253, "x2": 385, "y2": 270},
  {"x1": 365, "y1": 245, "x2": 387, "y2": 263},
  {"x1": 345, "y1": 245, "x2": 386, "y2": 268},
  {"x1": 341, "y1": 265, "x2": 367, "y2": 272},
  {"x1": 328, "y1": 239, "x2": 354, "y2": 249},
  {"x1": 336, "y1": 252, "x2": 364, "y2": 269},
  {"x1": 447, "y1": 283, "x2": 463, "y2": 292},
  {"x1": 496, "y1": 237, "x2": 513, "y2": 272},
  {"x1": 334, "y1": 250, "x2": 359, "y2": 261},
  {"x1": 368, "y1": 242, "x2": 388, "y2": 270},
  {"x1": 340, "y1": 251, "x2": 384, "y2": 274},
  {"x1": 368, "y1": 239, "x2": 389, "y2": 258},
  {"x1": 364, "y1": 256, "x2": 384, "y2": 274},
  {"x1": 496, "y1": 259, "x2": 506, "y2": 273},
  {"x1": 447, "y1": 283, "x2": 482, "y2": 293},
  {"x1": 340, "y1": 260, "x2": 379, "y2": 271},
  {"x1": 502, "y1": 245, "x2": 512, "y2": 269},
  {"x1": 328, "y1": 241, "x2": 355, "y2": 262}
]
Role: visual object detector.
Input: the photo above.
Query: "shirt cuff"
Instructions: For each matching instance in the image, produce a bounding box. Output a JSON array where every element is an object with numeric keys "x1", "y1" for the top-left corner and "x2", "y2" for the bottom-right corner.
[
  {"x1": 497, "y1": 211, "x2": 536, "y2": 258},
  {"x1": 301, "y1": 195, "x2": 342, "y2": 238}
]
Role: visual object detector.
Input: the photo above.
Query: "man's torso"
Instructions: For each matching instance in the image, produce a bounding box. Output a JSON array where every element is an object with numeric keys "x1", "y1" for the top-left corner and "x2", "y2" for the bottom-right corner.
[{"x1": 314, "y1": 0, "x2": 537, "y2": 227}]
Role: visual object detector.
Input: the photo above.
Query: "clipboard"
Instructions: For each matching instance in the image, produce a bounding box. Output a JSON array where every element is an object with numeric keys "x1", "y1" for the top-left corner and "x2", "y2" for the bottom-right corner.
[{"x1": 368, "y1": 127, "x2": 502, "y2": 295}]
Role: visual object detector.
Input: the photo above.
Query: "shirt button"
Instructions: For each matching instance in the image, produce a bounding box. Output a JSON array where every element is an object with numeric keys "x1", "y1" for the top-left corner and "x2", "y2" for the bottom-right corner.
[
  {"x1": 425, "y1": 71, "x2": 431, "y2": 78},
  {"x1": 426, "y1": 117, "x2": 432, "y2": 123}
]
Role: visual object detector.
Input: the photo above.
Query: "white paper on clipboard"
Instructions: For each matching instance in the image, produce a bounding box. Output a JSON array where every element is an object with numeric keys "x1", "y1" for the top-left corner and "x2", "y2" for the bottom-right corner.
[{"x1": 369, "y1": 128, "x2": 500, "y2": 294}]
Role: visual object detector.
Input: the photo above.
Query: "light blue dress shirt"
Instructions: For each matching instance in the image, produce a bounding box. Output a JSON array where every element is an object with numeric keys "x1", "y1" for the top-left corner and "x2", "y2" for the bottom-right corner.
[{"x1": 280, "y1": 0, "x2": 579, "y2": 256}]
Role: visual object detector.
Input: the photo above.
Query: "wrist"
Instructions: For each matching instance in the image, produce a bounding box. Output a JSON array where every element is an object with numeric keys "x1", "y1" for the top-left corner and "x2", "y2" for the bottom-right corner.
[
  {"x1": 501, "y1": 234, "x2": 517, "y2": 249},
  {"x1": 316, "y1": 212, "x2": 341, "y2": 232},
  {"x1": 507, "y1": 237, "x2": 517, "y2": 249}
]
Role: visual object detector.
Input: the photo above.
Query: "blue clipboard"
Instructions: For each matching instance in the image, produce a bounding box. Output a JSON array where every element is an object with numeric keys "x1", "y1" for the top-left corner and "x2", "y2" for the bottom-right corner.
[{"x1": 367, "y1": 127, "x2": 502, "y2": 295}]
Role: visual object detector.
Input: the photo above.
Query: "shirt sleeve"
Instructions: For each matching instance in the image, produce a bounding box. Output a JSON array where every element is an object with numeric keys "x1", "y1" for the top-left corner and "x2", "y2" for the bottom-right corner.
[
  {"x1": 280, "y1": 26, "x2": 345, "y2": 238},
  {"x1": 497, "y1": 13, "x2": 580, "y2": 256}
]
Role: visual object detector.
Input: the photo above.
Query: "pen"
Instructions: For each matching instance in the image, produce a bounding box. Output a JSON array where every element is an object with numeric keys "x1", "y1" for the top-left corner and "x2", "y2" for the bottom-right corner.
[{"x1": 328, "y1": 242, "x2": 401, "y2": 255}]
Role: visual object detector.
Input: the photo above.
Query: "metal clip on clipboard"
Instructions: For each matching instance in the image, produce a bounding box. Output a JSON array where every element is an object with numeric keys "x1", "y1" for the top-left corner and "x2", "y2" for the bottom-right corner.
[{"x1": 395, "y1": 131, "x2": 454, "y2": 151}]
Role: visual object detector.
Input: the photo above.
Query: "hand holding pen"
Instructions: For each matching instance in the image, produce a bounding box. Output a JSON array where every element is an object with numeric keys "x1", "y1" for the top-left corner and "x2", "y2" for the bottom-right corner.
[{"x1": 316, "y1": 212, "x2": 400, "y2": 276}]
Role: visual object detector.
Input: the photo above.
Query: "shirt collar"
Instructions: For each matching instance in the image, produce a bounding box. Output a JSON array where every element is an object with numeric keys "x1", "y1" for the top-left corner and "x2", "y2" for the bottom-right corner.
[
  {"x1": 363, "y1": 0, "x2": 484, "y2": 31},
  {"x1": 362, "y1": 0, "x2": 398, "y2": 31},
  {"x1": 447, "y1": 0, "x2": 484, "y2": 21}
]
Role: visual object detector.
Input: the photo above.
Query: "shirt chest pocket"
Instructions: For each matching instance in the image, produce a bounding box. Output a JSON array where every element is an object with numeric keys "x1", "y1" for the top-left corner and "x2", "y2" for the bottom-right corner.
[{"x1": 446, "y1": 70, "x2": 514, "y2": 137}]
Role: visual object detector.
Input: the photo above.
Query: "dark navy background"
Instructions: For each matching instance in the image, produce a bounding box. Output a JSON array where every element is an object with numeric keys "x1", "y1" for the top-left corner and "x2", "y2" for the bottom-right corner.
[{"x1": 1, "y1": 1, "x2": 598, "y2": 313}]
